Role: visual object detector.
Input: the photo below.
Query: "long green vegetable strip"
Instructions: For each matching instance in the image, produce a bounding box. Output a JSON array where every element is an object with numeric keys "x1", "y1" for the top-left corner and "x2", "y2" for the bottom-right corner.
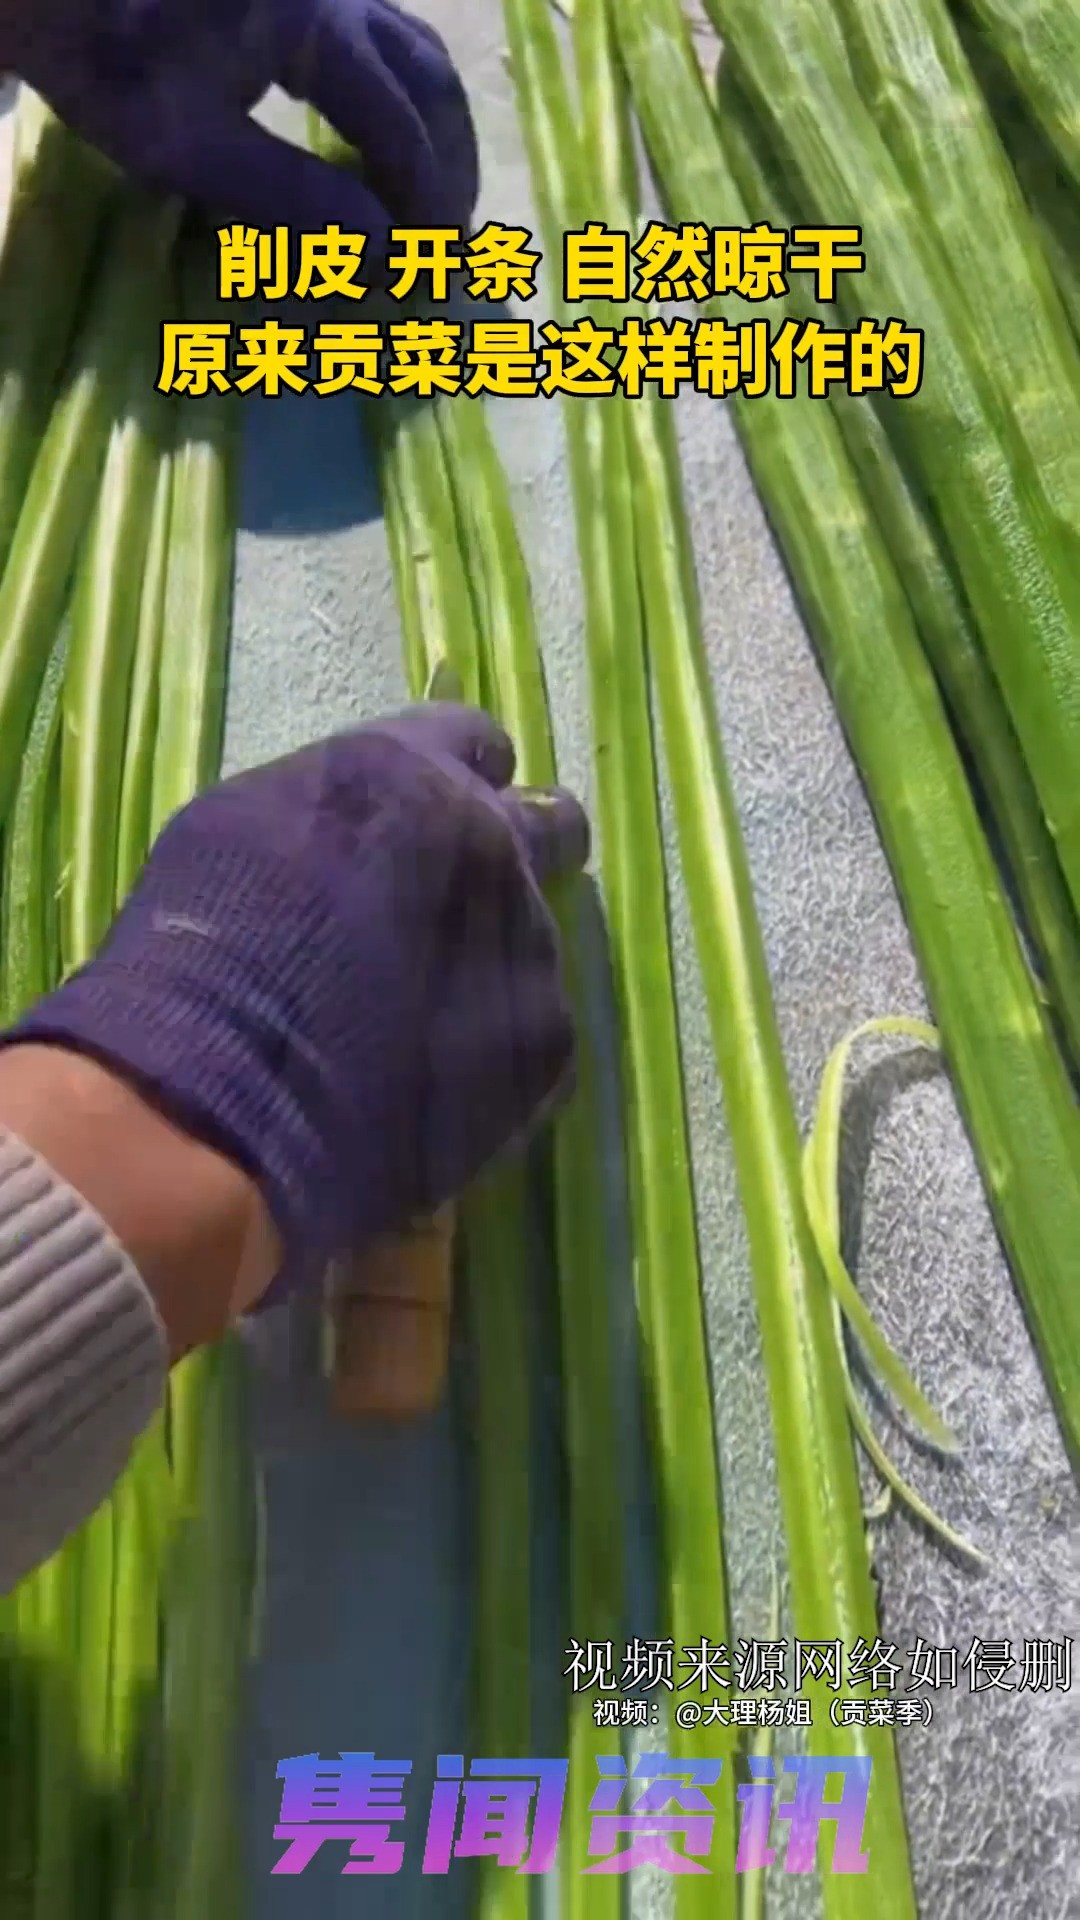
[
  {"x1": 958, "y1": 0, "x2": 1080, "y2": 193},
  {"x1": 374, "y1": 398, "x2": 534, "y2": 1920},
  {"x1": 148, "y1": 242, "x2": 237, "y2": 822},
  {"x1": 830, "y1": 0, "x2": 1080, "y2": 431},
  {"x1": 105, "y1": 462, "x2": 177, "y2": 1905},
  {"x1": 144, "y1": 230, "x2": 250, "y2": 1920},
  {"x1": 404, "y1": 407, "x2": 532, "y2": 1920},
  {"x1": 802, "y1": 1017, "x2": 986, "y2": 1566},
  {"x1": 502, "y1": 0, "x2": 738, "y2": 1903},
  {"x1": 432, "y1": 392, "x2": 625, "y2": 1909},
  {"x1": 0, "y1": 188, "x2": 186, "y2": 1920},
  {"x1": 374, "y1": 401, "x2": 483, "y2": 696},
  {"x1": 714, "y1": 62, "x2": 1080, "y2": 1072},
  {"x1": 114, "y1": 440, "x2": 175, "y2": 907},
  {"x1": 959, "y1": 23, "x2": 1080, "y2": 340},
  {"x1": 60, "y1": 267, "x2": 177, "y2": 971},
  {"x1": 0, "y1": 98, "x2": 114, "y2": 580},
  {"x1": 420, "y1": 429, "x2": 533, "y2": 1920},
  {"x1": 54, "y1": 265, "x2": 181, "y2": 1913},
  {"x1": 0, "y1": 189, "x2": 180, "y2": 833},
  {"x1": 613, "y1": 0, "x2": 1080, "y2": 1470},
  {"x1": 694, "y1": 0, "x2": 1080, "y2": 925}
]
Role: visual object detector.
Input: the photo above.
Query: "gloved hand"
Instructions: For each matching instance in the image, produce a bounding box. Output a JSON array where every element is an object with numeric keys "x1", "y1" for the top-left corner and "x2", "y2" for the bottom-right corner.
[
  {"x1": 1, "y1": 706, "x2": 589, "y2": 1292},
  {"x1": 3, "y1": 0, "x2": 478, "y2": 247}
]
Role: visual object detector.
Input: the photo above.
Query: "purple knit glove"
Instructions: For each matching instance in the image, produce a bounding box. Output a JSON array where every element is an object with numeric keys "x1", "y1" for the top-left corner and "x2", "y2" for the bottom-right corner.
[
  {"x1": 2, "y1": 707, "x2": 589, "y2": 1290},
  {"x1": 2, "y1": 0, "x2": 478, "y2": 246}
]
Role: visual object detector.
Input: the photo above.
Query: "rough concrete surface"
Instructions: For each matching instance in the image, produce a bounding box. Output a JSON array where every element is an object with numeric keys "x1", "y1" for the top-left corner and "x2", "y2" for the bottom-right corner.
[{"x1": 3, "y1": 4, "x2": 1079, "y2": 1915}]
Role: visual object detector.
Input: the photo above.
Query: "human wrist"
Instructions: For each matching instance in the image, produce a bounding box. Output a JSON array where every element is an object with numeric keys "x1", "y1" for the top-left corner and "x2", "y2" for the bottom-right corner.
[{"x1": 0, "y1": 1042, "x2": 282, "y2": 1360}]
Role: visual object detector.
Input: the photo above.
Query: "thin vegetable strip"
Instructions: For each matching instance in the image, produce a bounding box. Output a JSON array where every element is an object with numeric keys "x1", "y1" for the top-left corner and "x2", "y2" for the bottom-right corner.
[
  {"x1": 433, "y1": 392, "x2": 625, "y2": 1909},
  {"x1": 830, "y1": 0, "x2": 1080, "y2": 444},
  {"x1": 959, "y1": 23, "x2": 1080, "y2": 341},
  {"x1": 0, "y1": 97, "x2": 114, "y2": 578},
  {"x1": 958, "y1": 0, "x2": 1080, "y2": 193},
  {"x1": 563, "y1": 0, "x2": 917, "y2": 1904},
  {"x1": 60, "y1": 269, "x2": 177, "y2": 972},
  {"x1": 502, "y1": 1, "x2": 737, "y2": 1905}
]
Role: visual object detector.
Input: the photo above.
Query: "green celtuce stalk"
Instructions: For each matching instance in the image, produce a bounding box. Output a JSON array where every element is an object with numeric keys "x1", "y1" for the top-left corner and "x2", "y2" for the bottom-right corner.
[
  {"x1": 568, "y1": 0, "x2": 917, "y2": 1906},
  {"x1": 309, "y1": 42, "x2": 554, "y2": 1868},
  {"x1": 463, "y1": 1168, "x2": 532, "y2": 1920},
  {"x1": 0, "y1": 97, "x2": 115, "y2": 580},
  {"x1": 115, "y1": 441, "x2": 175, "y2": 907},
  {"x1": 502, "y1": 1, "x2": 737, "y2": 1907},
  {"x1": 60, "y1": 279, "x2": 177, "y2": 968},
  {"x1": 714, "y1": 62, "x2": 1080, "y2": 1072},
  {"x1": 958, "y1": 21, "x2": 1080, "y2": 340},
  {"x1": 826, "y1": 0, "x2": 1080, "y2": 428},
  {"x1": 149, "y1": 251, "x2": 237, "y2": 824},
  {"x1": 612, "y1": 0, "x2": 1080, "y2": 1488},
  {"x1": 144, "y1": 230, "x2": 248, "y2": 1920},
  {"x1": 432, "y1": 394, "x2": 624, "y2": 1910},
  {"x1": 0, "y1": 188, "x2": 180, "y2": 835},
  {"x1": 694, "y1": 0, "x2": 1080, "y2": 925},
  {"x1": 3, "y1": 666, "x2": 123, "y2": 1920},
  {"x1": 370, "y1": 399, "x2": 484, "y2": 701},
  {"x1": 957, "y1": 0, "x2": 1080, "y2": 194},
  {"x1": 154, "y1": 1338, "x2": 254, "y2": 1920},
  {"x1": 802, "y1": 1017, "x2": 987, "y2": 1565}
]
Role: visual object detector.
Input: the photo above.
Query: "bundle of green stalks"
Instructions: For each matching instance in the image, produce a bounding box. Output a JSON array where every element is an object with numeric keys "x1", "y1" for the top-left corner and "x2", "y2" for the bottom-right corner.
[
  {"x1": 0, "y1": 1, "x2": 1076, "y2": 1913},
  {"x1": 695, "y1": 0, "x2": 1080, "y2": 933},
  {"x1": 504, "y1": 0, "x2": 935, "y2": 1911},
  {"x1": 0, "y1": 93, "x2": 251, "y2": 1920},
  {"x1": 306, "y1": 103, "x2": 640, "y2": 1913}
]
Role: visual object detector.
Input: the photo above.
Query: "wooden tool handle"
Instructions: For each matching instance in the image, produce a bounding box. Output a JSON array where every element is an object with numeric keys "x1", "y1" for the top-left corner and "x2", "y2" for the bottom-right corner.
[{"x1": 326, "y1": 1205, "x2": 455, "y2": 1419}]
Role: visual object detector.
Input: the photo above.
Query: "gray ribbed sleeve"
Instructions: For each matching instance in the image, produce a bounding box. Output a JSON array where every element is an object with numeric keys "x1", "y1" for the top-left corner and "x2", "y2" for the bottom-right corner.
[{"x1": 0, "y1": 1130, "x2": 167, "y2": 1595}]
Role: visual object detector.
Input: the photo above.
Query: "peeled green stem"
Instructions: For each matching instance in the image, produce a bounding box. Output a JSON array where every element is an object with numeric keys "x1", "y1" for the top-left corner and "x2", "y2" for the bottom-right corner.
[
  {"x1": 957, "y1": 0, "x2": 1080, "y2": 193},
  {"x1": 0, "y1": 190, "x2": 180, "y2": 835},
  {"x1": 143, "y1": 230, "x2": 247, "y2": 1920},
  {"x1": 60, "y1": 287, "x2": 177, "y2": 969},
  {"x1": 714, "y1": 63, "x2": 1080, "y2": 1072},
  {"x1": 0, "y1": 643, "x2": 64, "y2": 1024},
  {"x1": 432, "y1": 394, "x2": 624, "y2": 1908},
  {"x1": 827, "y1": 0, "x2": 1080, "y2": 432},
  {"x1": 373, "y1": 399, "x2": 484, "y2": 703},
  {"x1": 463, "y1": 1168, "x2": 532, "y2": 1920},
  {"x1": 0, "y1": 651, "x2": 83, "y2": 1920}
]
